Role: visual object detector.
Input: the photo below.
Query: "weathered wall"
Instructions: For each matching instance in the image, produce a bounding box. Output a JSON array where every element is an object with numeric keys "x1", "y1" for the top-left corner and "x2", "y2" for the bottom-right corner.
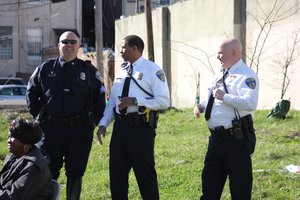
[
  {"x1": 115, "y1": 0, "x2": 300, "y2": 110},
  {"x1": 246, "y1": 0, "x2": 300, "y2": 110},
  {"x1": 0, "y1": 0, "x2": 79, "y2": 76}
]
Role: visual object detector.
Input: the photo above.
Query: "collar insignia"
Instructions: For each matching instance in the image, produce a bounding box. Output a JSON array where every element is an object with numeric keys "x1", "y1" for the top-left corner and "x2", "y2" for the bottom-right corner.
[{"x1": 48, "y1": 71, "x2": 56, "y2": 77}]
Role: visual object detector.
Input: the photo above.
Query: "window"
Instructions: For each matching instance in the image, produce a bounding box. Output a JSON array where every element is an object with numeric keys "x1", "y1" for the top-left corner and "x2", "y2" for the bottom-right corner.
[
  {"x1": 28, "y1": 0, "x2": 40, "y2": 2},
  {"x1": 27, "y1": 29, "x2": 42, "y2": 57},
  {"x1": 159, "y1": 0, "x2": 170, "y2": 5},
  {"x1": 0, "y1": 26, "x2": 13, "y2": 59},
  {"x1": 0, "y1": 87, "x2": 26, "y2": 96},
  {"x1": 0, "y1": 88, "x2": 13, "y2": 95}
]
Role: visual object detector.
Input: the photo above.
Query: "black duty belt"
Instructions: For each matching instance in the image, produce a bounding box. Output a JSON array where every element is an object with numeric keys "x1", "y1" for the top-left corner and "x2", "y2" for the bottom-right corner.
[
  {"x1": 114, "y1": 112, "x2": 147, "y2": 127},
  {"x1": 209, "y1": 126, "x2": 242, "y2": 141},
  {"x1": 48, "y1": 114, "x2": 88, "y2": 128}
]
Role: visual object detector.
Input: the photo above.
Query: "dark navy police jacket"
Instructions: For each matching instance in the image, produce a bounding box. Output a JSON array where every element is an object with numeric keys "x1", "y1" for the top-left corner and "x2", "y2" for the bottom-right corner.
[{"x1": 27, "y1": 57, "x2": 106, "y2": 124}]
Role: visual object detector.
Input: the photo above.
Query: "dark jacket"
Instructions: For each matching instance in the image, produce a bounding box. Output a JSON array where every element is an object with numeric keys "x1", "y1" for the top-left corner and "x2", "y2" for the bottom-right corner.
[
  {"x1": 0, "y1": 146, "x2": 52, "y2": 200},
  {"x1": 27, "y1": 57, "x2": 106, "y2": 124}
]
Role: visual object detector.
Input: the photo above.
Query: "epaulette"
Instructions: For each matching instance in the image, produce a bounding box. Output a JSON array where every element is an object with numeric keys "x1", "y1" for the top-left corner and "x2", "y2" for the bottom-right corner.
[
  {"x1": 85, "y1": 60, "x2": 92, "y2": 65},
  {"x1": 43, "y1": 58, "x2": 57, "y2": 64}
]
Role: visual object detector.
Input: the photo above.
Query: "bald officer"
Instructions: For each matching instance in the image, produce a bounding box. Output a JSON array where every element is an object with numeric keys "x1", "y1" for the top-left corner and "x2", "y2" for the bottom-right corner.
[
  {"x1": 194, "y1": 38, "x2": 259, "y2": 200},
  {"x1": 27, "y1": 31, "x2": 106, "y2": 200}
]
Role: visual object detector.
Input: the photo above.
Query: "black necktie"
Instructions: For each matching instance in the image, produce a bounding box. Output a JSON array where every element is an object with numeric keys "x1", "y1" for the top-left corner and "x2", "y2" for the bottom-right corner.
[
  {"x1": 120, "y1": 64, "x2": 132, "y2": 115},
  {"x1": 205, "y1": 69, "x2": 228, "y2": 121}
]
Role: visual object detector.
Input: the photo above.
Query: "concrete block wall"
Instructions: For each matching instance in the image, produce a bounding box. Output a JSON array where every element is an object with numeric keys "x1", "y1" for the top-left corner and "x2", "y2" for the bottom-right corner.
[{"x1": 115, "y1": 0, "x2": 300, "y2": 110}]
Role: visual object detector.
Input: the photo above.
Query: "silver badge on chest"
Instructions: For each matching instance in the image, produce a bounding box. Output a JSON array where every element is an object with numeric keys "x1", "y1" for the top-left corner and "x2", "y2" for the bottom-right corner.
[
  {"x1": 135, "y1": 72, "x2": 143, "y2": 80},
  {"x1": 80, "y1": 72, "x2": 86, "y2": 80}
]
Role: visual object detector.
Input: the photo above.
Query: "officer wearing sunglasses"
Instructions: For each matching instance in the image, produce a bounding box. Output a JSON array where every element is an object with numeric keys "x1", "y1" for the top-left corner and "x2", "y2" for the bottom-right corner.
[{"x1": 27, "y1": 31, "x2": 106, "y2": 200}]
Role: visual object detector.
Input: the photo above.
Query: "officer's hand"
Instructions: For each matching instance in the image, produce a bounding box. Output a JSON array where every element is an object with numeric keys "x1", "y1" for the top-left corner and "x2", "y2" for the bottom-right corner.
[
  {"x1": 194, "y1": 104, "x2": 204, "y2": 118},
  {"x1": 97, "y1": 126, "x2": 106, "y2": 145},
  {"x1": 213, "y1": 89, "x2": 225, "y2": 100},
  {"x1": 118, "y1": 97, "x2": 136, "y2": 110}
]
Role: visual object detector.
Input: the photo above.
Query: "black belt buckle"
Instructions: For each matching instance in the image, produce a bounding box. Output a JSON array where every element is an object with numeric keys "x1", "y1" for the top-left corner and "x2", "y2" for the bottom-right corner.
[
  {"x1": 210, "y1": 126, "x2": 225, "y2": 140},
  {"x1": 115, "y1": 112, "x2": 146, "y2": 127}
]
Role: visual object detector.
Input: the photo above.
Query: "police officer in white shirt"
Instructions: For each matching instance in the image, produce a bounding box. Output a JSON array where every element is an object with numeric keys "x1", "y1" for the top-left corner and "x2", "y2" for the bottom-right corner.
[
  {"x1": 194, "y1": 38, "x2": 259, "y2": 200},
  {"x1": 97, "y1": 35, "x2": 170, "y2": 200}
]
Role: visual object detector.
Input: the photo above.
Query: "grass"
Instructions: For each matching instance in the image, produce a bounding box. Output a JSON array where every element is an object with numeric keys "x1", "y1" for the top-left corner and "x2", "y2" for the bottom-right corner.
[{"x1": 0, "y1": 108, "x2": 299, "y2": 200}]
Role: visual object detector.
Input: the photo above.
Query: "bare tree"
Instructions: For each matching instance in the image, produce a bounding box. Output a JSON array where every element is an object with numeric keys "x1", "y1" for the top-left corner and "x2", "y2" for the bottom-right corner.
[
  {"x1": 272, "y1": 29, "x2": 300, "y2": 99},
  {"x1": 170, "y1": 39, "x2": 215, "y2": 104},
  {"x1": 246, "y1": 0, "x2": 298, "y2": 74}
]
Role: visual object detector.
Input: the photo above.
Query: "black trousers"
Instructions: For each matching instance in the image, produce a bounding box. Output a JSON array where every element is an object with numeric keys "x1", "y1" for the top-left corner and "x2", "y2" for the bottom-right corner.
[
  {"x1": 109, "y1": 119, "x2": 159, "y2": 200},
  {"x1": 200, "y1": 136, "x2": 253, "y2": 200},
  {"x1": 42, "y1": 122, "x2": 94, "y2": 179}
]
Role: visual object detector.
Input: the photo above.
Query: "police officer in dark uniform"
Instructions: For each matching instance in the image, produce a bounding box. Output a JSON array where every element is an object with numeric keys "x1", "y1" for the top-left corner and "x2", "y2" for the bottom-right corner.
[
  {"x1": 97, "y1": 35, "x2": 170, "y2": 200},
  {"x1": 26, "y1": 31, "x2": 106, "y2": 200}
]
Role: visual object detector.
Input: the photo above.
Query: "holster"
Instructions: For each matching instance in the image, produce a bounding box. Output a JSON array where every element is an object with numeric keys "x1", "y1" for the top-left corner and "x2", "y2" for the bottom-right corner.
[
  {"x1": 240, "y1": 114, "x2": 256, "y2": 154},
  {"x1": 86, "y1": 107, "x2": 96, "y2": 128},
  {"x1": 149, "y1": 111, "x2": 159, "y2": 128}
]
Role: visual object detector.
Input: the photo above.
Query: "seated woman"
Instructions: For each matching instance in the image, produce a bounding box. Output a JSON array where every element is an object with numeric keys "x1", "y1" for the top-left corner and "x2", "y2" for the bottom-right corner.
[{"x1": 0, "y1": 118, "x2": 53, "y2": 199}]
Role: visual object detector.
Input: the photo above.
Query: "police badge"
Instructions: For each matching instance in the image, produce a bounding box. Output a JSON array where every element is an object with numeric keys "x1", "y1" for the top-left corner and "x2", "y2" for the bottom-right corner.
[
  {"x1": 80, "y1": 72, "x2": 86, "y2": 80},
  {"x1": 136, "y1": 72, "x2": 143, "y2": 80}
]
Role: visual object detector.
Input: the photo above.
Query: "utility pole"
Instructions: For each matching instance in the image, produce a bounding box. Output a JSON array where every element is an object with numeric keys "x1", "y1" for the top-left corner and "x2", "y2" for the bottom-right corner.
[
  {"x1": 18, "y1": 0, "x2": 21, "y2": 72},
  {"x1": 95, "y1": 0, "x2": 104, "y2": 75},
  {"x1": 136, "y1": 0, "x2": 140, "y2": 14},
  {"x1": 145, "y1": 0, "x2": 155, "y2": 62}
]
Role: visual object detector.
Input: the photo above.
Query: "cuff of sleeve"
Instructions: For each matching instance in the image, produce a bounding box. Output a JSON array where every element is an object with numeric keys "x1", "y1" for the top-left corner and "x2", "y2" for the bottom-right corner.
[
  {"x1": 135, "y1": 96, "x2": 144, "y2": 106},
  {"x1": 98, "y1": 118, "x2": 109, "y2": 128},
  {"x1": 223, "y1": 94, "x2": 230, "y2": 103}
]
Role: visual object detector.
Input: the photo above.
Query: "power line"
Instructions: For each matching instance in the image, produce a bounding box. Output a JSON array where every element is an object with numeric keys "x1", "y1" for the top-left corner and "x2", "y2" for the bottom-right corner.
[
  {"x1": 0, "y1": 1, "x2": 52, "y2": 12},
  {"x1": 0, "y1": 1, "x2": 35, "y2": 7}
]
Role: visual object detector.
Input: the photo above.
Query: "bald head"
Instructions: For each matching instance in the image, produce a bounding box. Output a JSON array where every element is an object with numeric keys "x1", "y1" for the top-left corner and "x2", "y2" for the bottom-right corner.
[
  {"x1": 217, "y1": 38, "x2": 243, "y2": 69},
  {"x1": 59, "y1": 31, "x2": 79, "y2": 42},
  {"x1": 222, "y1": 38, "x2": 242, "y2": 55},
  {"x1": 58, "y1": 31, "x2": 80, "y2": 61}
]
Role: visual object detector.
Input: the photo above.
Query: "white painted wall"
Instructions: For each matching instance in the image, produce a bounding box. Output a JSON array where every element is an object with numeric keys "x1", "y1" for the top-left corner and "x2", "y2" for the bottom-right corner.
[{"x1": 116, "y1": 0, "x2": 300, "y2": 110}]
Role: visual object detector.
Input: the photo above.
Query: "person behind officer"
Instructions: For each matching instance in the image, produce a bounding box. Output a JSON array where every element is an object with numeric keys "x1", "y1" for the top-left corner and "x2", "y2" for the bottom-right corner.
[
  {"x1": 194, "y1": 38, "x2": 259, "y2": 200},
  {"x1": 97, "y1": 35, "x2": 170, "y2": 200},
  {"x1": 0, "y1": 118, "x2": 52, "y2": 199},
  {"x1": 26, "y1": 31, "x2": 106, "y2": 200}
]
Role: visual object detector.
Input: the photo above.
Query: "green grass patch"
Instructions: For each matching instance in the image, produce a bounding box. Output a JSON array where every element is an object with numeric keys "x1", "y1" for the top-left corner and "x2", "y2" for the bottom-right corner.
[{"x1": 0, "y1": 109, "x2": 299, "y2": 200}]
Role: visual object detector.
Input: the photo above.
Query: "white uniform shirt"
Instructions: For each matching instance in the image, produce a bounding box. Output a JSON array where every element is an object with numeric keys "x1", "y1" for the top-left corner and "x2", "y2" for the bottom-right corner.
[
  {"x1": 99, "y1": 56, "x2": 170, "y2": 127},
  {"x1": 202, "y1": 59, "x2": 259, "y2": 129}
]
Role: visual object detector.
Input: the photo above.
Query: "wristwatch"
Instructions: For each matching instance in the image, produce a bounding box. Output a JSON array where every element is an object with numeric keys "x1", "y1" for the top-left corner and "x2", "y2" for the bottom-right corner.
[{"x1": 133, "y1": 98, "x2": 138, "y2": 105}]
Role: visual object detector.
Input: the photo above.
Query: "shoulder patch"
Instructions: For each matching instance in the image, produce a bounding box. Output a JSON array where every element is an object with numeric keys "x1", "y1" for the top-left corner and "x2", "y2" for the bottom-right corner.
[
  {"x1": 156, "y1": 70, "x2": 166, "y2": 82},
  {"x1": 245, "y1": 78, "x2": 256, "y2": 89},
  {"x1": 95, "y1": 71, "x2": 103, "y2": 82}
]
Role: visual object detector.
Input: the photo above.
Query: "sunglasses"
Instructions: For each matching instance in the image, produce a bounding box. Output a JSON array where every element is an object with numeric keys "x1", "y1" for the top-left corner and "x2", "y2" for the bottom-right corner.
[{"x1": 60, "y1": 39, "x2": 78, "y2": 45}]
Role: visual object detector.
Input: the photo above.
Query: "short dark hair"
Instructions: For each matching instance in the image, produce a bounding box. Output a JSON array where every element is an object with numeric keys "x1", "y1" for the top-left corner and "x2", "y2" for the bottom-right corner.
[
  {"x1": 123, "y1": 35, "x2": 144, "y2": 53},
  {"x1": 9, "y1": 118, "x2": 42, "y2": 145}
]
